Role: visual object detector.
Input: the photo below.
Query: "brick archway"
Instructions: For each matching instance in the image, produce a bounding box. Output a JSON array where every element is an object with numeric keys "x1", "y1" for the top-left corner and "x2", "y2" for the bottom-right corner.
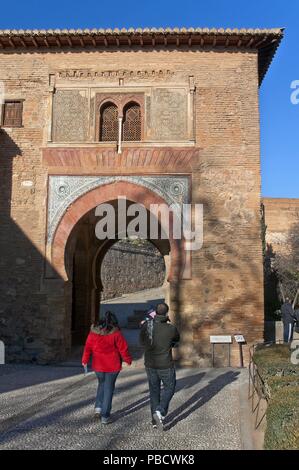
[{"x1": 51, "y1": 180, "x2": 185, "y2": 282}]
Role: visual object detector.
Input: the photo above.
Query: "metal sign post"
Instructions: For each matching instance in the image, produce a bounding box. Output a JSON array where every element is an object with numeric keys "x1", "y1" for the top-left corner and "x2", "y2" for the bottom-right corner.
[{"x1": 234, "y1": 335, "x2": 246, "y2": 368}]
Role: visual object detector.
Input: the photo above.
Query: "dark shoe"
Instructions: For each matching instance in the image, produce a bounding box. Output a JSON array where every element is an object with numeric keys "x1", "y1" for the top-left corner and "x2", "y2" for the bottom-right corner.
[
  {"x1": 101, "y1": 416, "x2": 111, "y2": 425},
  {"x1": 153, "y1": 411, "x2": 164, "y2": 430}
]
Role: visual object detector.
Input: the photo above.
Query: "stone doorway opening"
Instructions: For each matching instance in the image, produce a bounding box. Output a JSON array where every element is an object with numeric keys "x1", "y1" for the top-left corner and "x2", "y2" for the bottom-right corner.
[
  {"x1": 50, "y1": 180, "x2": 185, "y2": 362},
  {"x1": 64, "y1": 197, "x2": 171, "y2": 351}
]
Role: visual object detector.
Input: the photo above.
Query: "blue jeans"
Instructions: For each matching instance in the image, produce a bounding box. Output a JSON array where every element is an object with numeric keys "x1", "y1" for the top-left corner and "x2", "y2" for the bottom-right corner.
[
  {"x1": 146, "y1": 367, "x2": 176, "y2": 418},
  {"x1": 95, "y1": 371, "x2": 119, "y2": 418},
  {"x1": 283, "y1": 322, "x2": 294, "y2": 343}
]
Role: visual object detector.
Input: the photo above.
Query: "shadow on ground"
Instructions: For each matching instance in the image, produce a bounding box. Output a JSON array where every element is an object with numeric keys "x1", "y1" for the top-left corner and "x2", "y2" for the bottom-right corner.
[
  {"x1": 0, "y1": 369, "x2": 240, "y2": 447},
  {"x1": 0, "y1": 365, "x2": 83, "y2": 394}
]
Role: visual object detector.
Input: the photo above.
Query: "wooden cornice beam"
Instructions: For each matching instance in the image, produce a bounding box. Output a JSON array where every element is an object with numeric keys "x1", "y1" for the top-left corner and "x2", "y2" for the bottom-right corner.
[
  {"x1": 254, "y1": 36, "x2": 268, "y2": 48},
  {"x1": 8, "y1": 37, "x2": 15, "y2": 48}
]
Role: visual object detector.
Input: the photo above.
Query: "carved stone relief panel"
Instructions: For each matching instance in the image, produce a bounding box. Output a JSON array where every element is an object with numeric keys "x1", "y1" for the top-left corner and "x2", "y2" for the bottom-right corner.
[
  {"x1": 50, "y1": 74, "x2": 192, "y2": 143},
  {"x1": 52, "y1": 89, "x2": 89, "y2": 142},
  {"x1": 54, "y1": 69, "x2": 182, "y2": 85},
  {"x1": 146, "y1": 88, "x2": 188, "y2": 141},
  {"x1": 47, "y1": 175, "x2": 190, "y2": 244}
]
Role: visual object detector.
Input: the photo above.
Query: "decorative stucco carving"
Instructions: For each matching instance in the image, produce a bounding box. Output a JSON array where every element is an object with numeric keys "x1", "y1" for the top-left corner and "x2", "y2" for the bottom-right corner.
[
  {"x1": 52, "y1": 89, "x2": 89, "y2": 142},
  {"x1": 51, "y1": 80, "x2": 191, "y2": 143},
  {"x1": 55, "y1": 69, "x2": 175, "y2": 81},
  {"x1": 47, "y1": 175, "x2": 190, "y2": 243},
  {"x1": 147, "y1": 88, "x2": 188, "y2": 141}
]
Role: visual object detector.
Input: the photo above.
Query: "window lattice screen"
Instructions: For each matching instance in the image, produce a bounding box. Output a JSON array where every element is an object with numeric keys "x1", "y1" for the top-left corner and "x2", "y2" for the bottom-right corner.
[
  {"x1": 99, "y1": 103, "x2": 118, "y2": 141},
  {"x1": 123, "y1": 103, "x2": 141, "y2": 141}
]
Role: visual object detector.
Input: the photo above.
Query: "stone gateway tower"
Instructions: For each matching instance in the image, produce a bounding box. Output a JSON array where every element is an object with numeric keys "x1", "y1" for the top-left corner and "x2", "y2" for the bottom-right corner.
[{"x1": 0, "y1": 28, "x2": 283, "y2": 365}]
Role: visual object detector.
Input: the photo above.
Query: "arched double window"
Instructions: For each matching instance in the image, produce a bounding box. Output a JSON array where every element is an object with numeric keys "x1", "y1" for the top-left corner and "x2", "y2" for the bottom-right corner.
[
  {"x1": 98, "y1": 100, "x2": 142, "y2": 142},
  {"x1": 99, "y1": 102, "x2": 118, "y2": 142},
  {"x1": 123, "y1": 102, "x2": 141, "y2": 141}
]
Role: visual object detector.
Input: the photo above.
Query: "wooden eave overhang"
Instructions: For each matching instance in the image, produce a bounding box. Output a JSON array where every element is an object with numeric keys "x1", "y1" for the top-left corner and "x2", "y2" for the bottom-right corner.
[{"x1": 0, "y1": 27, "x2": 284, "y2": 85}]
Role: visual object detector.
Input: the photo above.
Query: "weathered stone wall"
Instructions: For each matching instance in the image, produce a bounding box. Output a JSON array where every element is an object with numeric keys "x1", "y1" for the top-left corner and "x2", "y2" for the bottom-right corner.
[
  {"x1": 0, "y1": 46, "x2": 265, "y2": 365},
  {"x1": 101, "y1": 241, "x2": 165, "y2": 300},
  {"x1": 262, "y1": 198, "x2": 299, "y2": 252},
  {"x1": 262, "y1": 198, "x2": 299, "y2": 318}
]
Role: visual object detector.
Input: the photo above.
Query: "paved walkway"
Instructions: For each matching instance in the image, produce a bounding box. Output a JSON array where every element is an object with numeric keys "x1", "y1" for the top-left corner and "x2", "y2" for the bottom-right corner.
[{"x1": 0, "y1": 364, "x2": 252, "y2": 450}]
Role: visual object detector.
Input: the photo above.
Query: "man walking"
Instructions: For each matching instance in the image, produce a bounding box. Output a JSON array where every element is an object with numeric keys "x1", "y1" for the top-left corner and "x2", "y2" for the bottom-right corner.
[
  {"x1": 140, "y1": 302, "x2": 180, "y2": 430},
  {"x1": 281, "y1": 298, "x2": 295, "y2": 343}
]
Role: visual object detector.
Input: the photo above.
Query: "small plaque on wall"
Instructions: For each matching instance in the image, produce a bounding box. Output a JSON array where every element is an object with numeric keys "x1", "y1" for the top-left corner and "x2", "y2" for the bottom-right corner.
[{"x1": 234, "y1": 335, "x2": 245, "y2": 343}]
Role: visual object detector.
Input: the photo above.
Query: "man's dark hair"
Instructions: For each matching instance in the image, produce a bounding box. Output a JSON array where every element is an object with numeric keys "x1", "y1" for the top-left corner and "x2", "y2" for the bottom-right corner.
[{"x1": 156, "y1": 302, "x2": 169, "y2": 316}]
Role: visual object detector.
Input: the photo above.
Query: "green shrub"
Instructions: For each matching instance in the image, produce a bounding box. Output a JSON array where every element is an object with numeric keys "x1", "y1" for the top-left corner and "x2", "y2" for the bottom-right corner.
[
  {"x1": 252, "y1": 344, "x2": 299, "y2": 450},
  {"x1": 267, "y1": 375, "x2": 299, "y2": 396},
  {"x1": 264, "y1": 387, "x2": 299, "y2": 450},
  {"x1": 253, "y1": 344, "x2": 299, "y2": 380},
  {"x1": 253, "y1": 343, "x2": 291, "y2": 365}
]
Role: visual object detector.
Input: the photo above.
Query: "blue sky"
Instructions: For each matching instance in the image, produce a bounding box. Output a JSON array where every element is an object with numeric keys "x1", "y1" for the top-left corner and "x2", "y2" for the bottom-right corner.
[{"x1": 0, "y1": 0, "x2": 298, "y2": 198}]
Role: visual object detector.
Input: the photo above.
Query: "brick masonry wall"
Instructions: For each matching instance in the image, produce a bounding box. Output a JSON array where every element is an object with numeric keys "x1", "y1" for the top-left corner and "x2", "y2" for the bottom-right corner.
[{"x1": 0, "y1": 47, "x2": 265, "y2": 365}]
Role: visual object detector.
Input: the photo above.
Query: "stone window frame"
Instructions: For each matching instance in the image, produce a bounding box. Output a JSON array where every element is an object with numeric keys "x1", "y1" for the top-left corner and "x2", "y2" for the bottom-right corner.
[
  {"x1": 1, "y1": 99, "x2": 24, "y2": 128},
  {"x1": 95, "y1": 93, "x2": 144, "y2": 143}
]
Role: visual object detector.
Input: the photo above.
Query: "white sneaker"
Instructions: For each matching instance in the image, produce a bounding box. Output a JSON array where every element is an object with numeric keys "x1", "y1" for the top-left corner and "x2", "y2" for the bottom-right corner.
[
  {"x1": 153, "y1": 411, "x2": 164, "y2": 430},
  {"x1": 94, "y1": 407, "x2": 101, "y2": 415}
]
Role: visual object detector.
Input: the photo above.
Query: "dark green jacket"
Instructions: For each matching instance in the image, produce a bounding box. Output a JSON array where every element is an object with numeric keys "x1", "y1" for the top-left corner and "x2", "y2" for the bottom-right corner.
[{"x1": 140, "y1": 315, "x2": 180, "y2": 369}]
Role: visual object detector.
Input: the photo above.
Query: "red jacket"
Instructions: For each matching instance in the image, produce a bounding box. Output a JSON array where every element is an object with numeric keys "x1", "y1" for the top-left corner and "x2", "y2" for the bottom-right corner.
[{"x1": 82, "y1": 325, "x2": 132, "y2": 372}]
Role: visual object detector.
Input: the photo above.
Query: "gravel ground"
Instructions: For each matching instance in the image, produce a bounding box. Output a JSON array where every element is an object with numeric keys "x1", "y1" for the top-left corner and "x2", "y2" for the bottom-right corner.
[{"x1": 0, "y1": 365, "x2": 250, "y2": 450}]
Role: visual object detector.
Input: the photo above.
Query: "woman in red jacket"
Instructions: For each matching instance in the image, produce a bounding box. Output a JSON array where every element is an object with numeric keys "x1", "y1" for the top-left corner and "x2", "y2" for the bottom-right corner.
[{"x1": 82, "y1": 311, "x2": 132, "y2": 424}]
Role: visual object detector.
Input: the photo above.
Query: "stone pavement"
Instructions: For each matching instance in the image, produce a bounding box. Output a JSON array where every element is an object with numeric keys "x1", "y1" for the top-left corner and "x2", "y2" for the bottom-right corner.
[{"x1": 0, "y1": 363, "x2": 252, "y2": 450}]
